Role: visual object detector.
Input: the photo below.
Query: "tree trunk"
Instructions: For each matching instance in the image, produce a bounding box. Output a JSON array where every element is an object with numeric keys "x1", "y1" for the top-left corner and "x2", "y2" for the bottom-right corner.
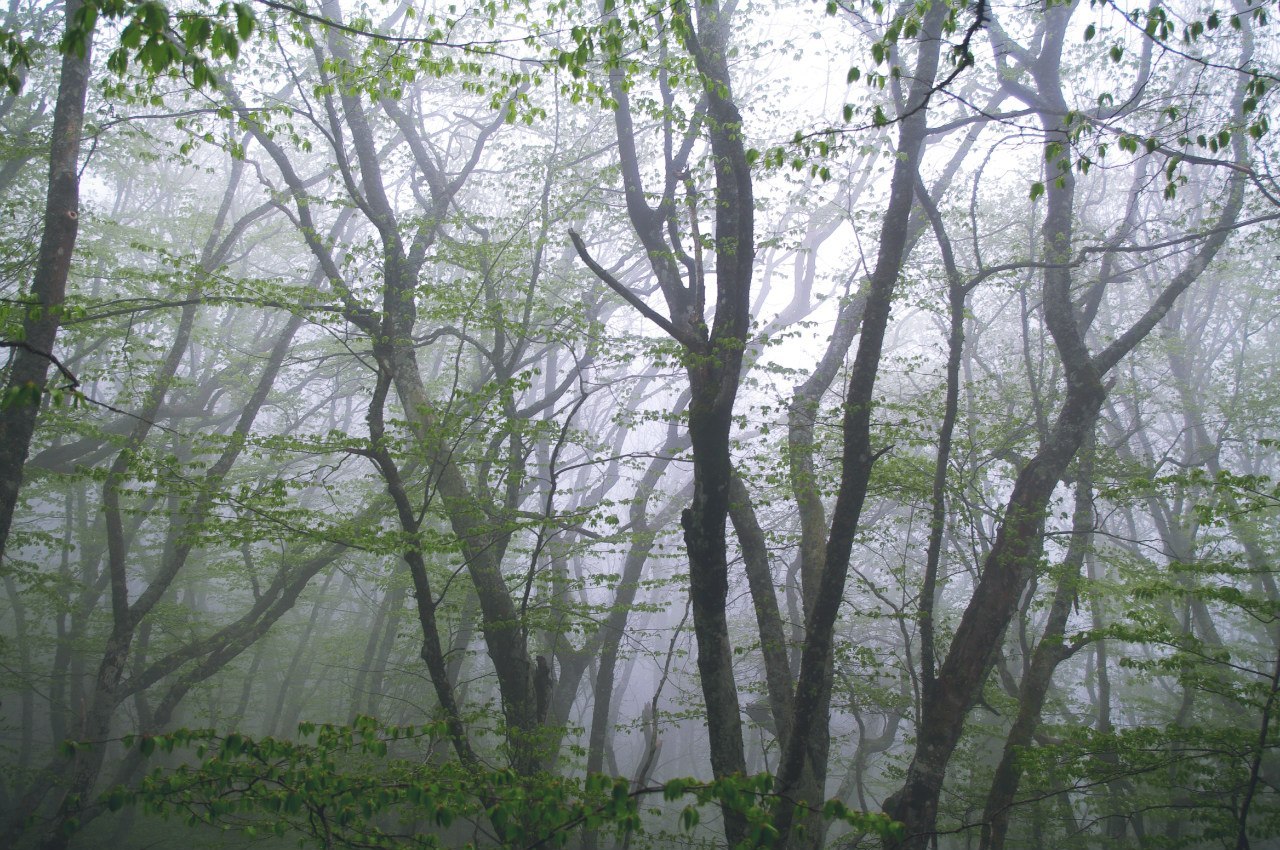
[
  {"x1": 978, "y1": 432, "x2": 1094, "y2": 850},
  {"x1": 883, "y1": 1, "x2": 1247, "y2": 840},
  {"x1": 0, "y1": 0, "x2": 91, "y2": 563},
  {"x1": 676, "y1": 4, "x2": 756, "y2": 838},
  {"x1": 575, "y1": 1, "x2": 755, "y2": 839},
  {"x1": 359, "y1": 583, "x2": 407, "y2": 721},
  {"x1": 774, "y1": 6, "x2": 949, "y2": 844}
]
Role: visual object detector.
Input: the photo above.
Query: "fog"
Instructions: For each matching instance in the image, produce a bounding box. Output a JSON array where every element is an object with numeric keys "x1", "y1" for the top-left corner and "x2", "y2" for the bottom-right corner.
[{"x1": 1, "y1": 0, "x2": 1278, "y2": 848}]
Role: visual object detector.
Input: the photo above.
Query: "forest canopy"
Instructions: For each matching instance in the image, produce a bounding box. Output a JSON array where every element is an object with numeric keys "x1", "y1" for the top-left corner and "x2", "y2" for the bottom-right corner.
[{"x1": 1, "y1": 0, "x2": 1279, "y2": 848}]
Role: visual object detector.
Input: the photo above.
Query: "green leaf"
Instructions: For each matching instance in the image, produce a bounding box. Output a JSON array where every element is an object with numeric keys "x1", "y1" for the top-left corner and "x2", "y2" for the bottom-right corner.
[
  {"x1": 1029, "y1": 181, "x2": 1045, "y2": 201},
  {"x1": 121, "y1": 22, "x2": 142, "y2": 50},
  {"x1": 234, "y1": 2, "x2": 255, "y2": 39}
]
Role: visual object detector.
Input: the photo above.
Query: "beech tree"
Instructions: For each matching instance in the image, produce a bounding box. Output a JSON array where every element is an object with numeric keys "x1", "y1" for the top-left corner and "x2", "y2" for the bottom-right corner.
[
  {"x1": 0, "y1": 0, "x2": 93, "y2": 565},
  {"x1": 0, "y1": 0, "x2": 1278, "y2": 849}
]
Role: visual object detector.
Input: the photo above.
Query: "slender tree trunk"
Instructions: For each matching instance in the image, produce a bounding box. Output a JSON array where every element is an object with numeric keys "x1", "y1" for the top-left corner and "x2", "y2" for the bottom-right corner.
[
  {"x1": 576, "y1": 2, "x2": 755, "y2": 838},
  {"x1": 675, "y1": 5, "x2": 756, "y2": 837},
  {"x1": 978, "y1": 432, "x2": 1094, "y2": 850},
  {"x1": 583, "y1": 457, "x2": 688, "y2": 850},
  {"x1": 367, "y1": 365, "x2": 480, "y2": 768},
  {"x1": 728, "y1": 475, "x2": 794, "y2": 752},
  {"x1": 587, "y1": 432, "x2": 688, "y2": 776},
  {"x1": 1087, "y1": 550, "x2": 1129, "y2": 843},
  {"x1": 350, "y1": 582, "x2": 406, "y2": 721},
  {"x1": 883, "y1": 0, "x2": 1246, "y2": 839},
  {"x1": 271, "y1": 572, "x2": 338, "y2": 736},
  {"x1": 35, "y1": 297, "x2": 306, "y2": 848},
  {"x1": 883, "y1": 205, "x2": 1107, "y2": 850},
  {"x1": 0, "y1": 0, "x2": 91, "y2": 563},
  {"x1": 228, "y1": 638, "x2": 266, "y2": 732},
  {"x1": 2, "y1": 575, "x2": 35, "y2": 772},
  {"x1": 774, "y1": 7, "x2": 949, "y2": 845}
]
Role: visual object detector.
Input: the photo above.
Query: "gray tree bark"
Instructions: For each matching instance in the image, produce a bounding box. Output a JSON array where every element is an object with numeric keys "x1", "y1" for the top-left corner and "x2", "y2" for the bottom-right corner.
[{"x1": 0, "y1": 0, "x2": 91, "y2": 563}]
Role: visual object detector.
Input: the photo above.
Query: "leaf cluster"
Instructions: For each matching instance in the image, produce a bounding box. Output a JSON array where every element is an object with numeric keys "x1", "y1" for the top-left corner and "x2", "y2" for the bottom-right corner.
[{"x1": 98, "y1": 717, "x2": 904, "y2": 850}]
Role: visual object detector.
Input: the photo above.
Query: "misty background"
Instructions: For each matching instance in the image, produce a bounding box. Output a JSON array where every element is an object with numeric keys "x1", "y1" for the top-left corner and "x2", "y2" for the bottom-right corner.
[{"x1": 1, "y1": 0, "x2": 1278, "y2": 848}]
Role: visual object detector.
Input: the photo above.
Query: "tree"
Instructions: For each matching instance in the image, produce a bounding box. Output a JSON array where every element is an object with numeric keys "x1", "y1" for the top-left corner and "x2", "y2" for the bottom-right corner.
[
  {"x1": 2, "y1": 0, "x2": 1278, "y2": 848},
  {"x1": 0, "y1": 0, "x2": 93, "y2": 564}
]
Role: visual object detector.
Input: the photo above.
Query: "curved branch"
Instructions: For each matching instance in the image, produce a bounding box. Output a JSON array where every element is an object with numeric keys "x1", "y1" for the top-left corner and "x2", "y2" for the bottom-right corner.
[{"x1": 568, "y1": 229, "x2": 690, "y2": 344}]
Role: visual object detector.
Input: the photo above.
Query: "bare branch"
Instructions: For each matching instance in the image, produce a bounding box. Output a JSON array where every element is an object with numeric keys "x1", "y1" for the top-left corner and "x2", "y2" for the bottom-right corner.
[{"x1": 567, "y1": 229, "x2": 689, "y2": 345}]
